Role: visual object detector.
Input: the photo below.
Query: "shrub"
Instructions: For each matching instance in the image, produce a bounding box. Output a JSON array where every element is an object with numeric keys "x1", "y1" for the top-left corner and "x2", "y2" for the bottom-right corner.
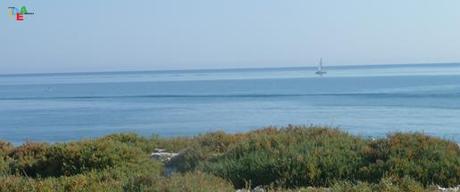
[
  {"x1": 166, "y1": 145, "x2": 207, "y2": 173},
  {"x1": 202, "y1": 126, "x2": 460, "y2": 189},
  {"x1": 8, "y1": 137, "x2": 154, "y2": 177},
  {"x1": 152, "y1": 136, "x2": 196, "y2": 152},
  {"x1": 360, "y1": 133, "x2": 460, "y2": 187},
  {"x1": 0, "y1": 150, "x2": 162, "y2": 192},
  {"x1": 8, "y1": 142, "x2": 50, "y2": 176},
  {"x1": 102, "y1": 133, "x2": 157, "y2": 153},
  {"x1": 164, "y1": 131, "x2": 249, "y2": 172},
  {"x1": 331, "y1": 177, "x2": 429, "y2": 192},
  {"x1": 0, "y1": 126, "x2": 459, "y2": 191},
  {"x1": 123, "y1": 171, "x2": 234, "y2": 192},
  {"x1": 0, "y1": 141, "x2": 13, "y2": 175},
  {"x1": 204, "y1": 127, "x2": 368, "y2": 188},
  {"x1": 0, "y1": 141, "x2": 13, "y2": 155},
  {"x1": 0, "y1": 176, "x2": 37, "y2": 192}
]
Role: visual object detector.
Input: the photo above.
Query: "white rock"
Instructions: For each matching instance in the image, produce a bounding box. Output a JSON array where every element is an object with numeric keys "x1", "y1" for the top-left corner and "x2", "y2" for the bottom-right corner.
[
  {"x1": 437, "y1": 185, "x2": 460, "y2": 192},
  {"x1": 154, "y1": 148, "x2": 167, "y2": 153},
  {"x1": 151, "y1": 149, "x2": 179, "y2": 162},
  {"x1": 252, "y1": 186, "x2": 265, "y2": 192},
  {"x1": 235, "y1": 190, "x2": 249, "y2": 192}
]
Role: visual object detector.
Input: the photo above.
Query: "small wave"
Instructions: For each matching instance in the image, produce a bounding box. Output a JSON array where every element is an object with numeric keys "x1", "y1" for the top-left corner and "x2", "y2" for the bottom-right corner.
[{"x1": 0, "y1": 92, "x2": 459, "y2": 100}]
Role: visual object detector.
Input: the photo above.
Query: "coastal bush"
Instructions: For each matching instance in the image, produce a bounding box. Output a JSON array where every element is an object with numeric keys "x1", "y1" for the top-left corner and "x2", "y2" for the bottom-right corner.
[
  {"x1": 0, "y1": 174, "x2": 121, "y2": 192},
  {"x1": 152, "y1": 136, "x2": 195, "y2": 152},
  {"x1": 359, "y1": 133, "x2": 460, "y2": 186},
  {"x1": 331, "y1": 177, "x2": 430, "y2": 192},
  {"x1": 102, "y1": 133, "x2": 158, "y2": 153},
  {"x1": 0, "y1": 157, "x2": 8, "y2": 175},
  {"x1": 166, "y1": 145, "x2": 207, "y2": 172},
  {"x1": 1, "y1": 173, "x2": 126, "y2": 192},
  {"x1": 0, "y1": 141, "x2": 13, "y2": 175},
  {"x1": 162, "y1": 131, "x2": 251, "y2": 172},
  {"x1": 0, "y1": 171, "x2": 229, "y2": 192},
  {"x1": 0, "y1": 141, "x2": 13, "y2": 154},
  {"x1": 202, "y1": 126, "x2": 460, "y2": 188},
  {"x1": 123, "y1": 171, "x2": 234, "y2": 192},
  {"x1": 9, "y1": 139, "x2": 150, "y2": 177},
  {"x1": 196, "y1": 131, "x2": 249, "y2": 153},
  {"x1": 204, "y1": 127, "x2": 368, "y2": 188},
  {"x1": 8, "y1": 142, "x2": 50, "y2": 176},
  {"x1": 0, "y1": 127, "x2": 459, "y2": 191}
]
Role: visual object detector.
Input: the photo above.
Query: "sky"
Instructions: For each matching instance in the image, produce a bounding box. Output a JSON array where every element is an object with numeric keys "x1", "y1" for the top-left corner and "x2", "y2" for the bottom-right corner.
[{"x1": 1, "y1": 0, "x2": 460, "y2": 74}]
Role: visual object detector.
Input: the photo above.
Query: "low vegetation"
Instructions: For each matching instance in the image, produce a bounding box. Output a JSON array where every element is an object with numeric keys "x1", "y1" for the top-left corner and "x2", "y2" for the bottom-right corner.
[{"x1": 0, "y1": 125, "x2": 459, "y2": 191}]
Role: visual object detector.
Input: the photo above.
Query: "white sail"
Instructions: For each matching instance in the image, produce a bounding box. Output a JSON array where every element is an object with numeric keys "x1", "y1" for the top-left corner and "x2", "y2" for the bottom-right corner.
[
  {"x1": 318, "y1": 58, "x2": 323, "y2": 71},
  {"x1": 315, "y1": 58, "x2": 327, "y2": 76}
]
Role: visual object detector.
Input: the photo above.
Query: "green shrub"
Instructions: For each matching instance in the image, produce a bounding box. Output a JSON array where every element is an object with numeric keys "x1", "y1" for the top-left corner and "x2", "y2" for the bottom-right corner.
[
  {"x1": 0, "y1": 127, "x2": 459, "y2": 191},
  {"x1": 8, "y1": 142, "x2": 50, "y2": 176},
  {"x1": 204, "y1": 127, "x2": 368, "y2": 188},
  {"x1": 166, "y1": 145, "x2": 207, "y2": 173},
  {"x1": 0, "y1": 141, "x2": 13, "y2": 154},
  {"x1": 0, "y1": 141, "x2": 13, "y2": 175},
  {"x1": 0, "y1": 153, "x2": 162, "y2": 192},
  {"x1": 163, "y1": 131, "x2": 250, "y2": 172},
  {"x1": 0, "y1": 176, "x2": 37, "y2": 192},
  {"x1": 102, "y1": 133, "x2": 157, "y2": 153},
  {"x1": 123, "y1": 171, "x2": 234, "y2": 192},
  {"x1": 0, "y1": 174, "x2": 122, "y2": 192},
  {"x1": 360, "y1": 133, "x2": 460, "y2": 187},
  {"x1": 202, "y1": 126, "x2": 460, "y2": 188},
  {"x1": 151, "y1": 136, "x2": 196, "y2": 152},
  {"x1": 9, "y1": 138, "x2": 153, "y2": 177},
  {"x1": 331, "y1": 177, "x2": 429, "y2": 192}
]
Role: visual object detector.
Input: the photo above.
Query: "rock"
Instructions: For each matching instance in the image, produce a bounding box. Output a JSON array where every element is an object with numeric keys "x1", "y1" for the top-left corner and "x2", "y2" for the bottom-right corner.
[
  {"x1": 150, "y1": 148, "x2": 179, "y2": 162},
  {"x1": 153, "y1": 148, "x2": 167, "y2": 153},
  {"x1": 437, "y1": 185, "x2": 460, "y2": 192},
  {"x1": 235, "y1": 186, "x2": 265, "y2": 192},
  {"x1": 252, "y1": 186, "x2": 265, "y2": 192},
  {"x1": 235, "y1": 190, "x2": 248, "y2": 192},
  {"x1": 151, "y1": 148, "x2": 185, "y2": 176}
]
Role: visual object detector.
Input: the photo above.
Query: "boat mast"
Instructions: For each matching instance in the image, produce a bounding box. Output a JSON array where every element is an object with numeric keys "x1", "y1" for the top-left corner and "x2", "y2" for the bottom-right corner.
[
  {"x1": 315, "y1": 57, "x2": 327, "y2": 76},
  {"x1": 319, "y1": 58, "x2": 323, "y2": 71}
]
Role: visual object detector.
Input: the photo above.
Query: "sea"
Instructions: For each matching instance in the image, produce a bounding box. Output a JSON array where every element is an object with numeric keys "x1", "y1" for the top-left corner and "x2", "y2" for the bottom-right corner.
[{"x1": 1, "y1": 63, "x2": 460, "y2": 144}]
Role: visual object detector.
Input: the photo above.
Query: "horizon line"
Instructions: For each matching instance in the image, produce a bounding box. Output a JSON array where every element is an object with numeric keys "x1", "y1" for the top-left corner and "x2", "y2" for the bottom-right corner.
[{"x1": 1, "y1": 62, "x2": 459, "y2": 77}]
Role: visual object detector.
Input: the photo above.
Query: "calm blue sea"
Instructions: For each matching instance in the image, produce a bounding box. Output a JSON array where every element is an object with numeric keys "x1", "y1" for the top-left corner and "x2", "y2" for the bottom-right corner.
[{"x1": 1, "y1": 64, "x2": 460, "y2": 144}]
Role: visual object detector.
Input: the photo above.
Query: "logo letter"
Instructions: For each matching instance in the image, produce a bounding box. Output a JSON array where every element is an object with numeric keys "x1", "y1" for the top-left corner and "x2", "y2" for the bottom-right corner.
[
  {"x1": 8, "y1": 7, "x2": 16, "y2": 17},
  {"x1": 16, "y1": 13, "x2": 24, "y2": 21},
  {"x1": 20, "y1": 6, "x2": 28, "y2": 14}
]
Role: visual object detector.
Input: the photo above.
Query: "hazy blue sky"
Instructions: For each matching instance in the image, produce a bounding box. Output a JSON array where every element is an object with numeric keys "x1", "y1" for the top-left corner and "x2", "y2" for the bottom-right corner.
[{"x1": 1, "y1": 0, "x2": 460, "y2": 74}]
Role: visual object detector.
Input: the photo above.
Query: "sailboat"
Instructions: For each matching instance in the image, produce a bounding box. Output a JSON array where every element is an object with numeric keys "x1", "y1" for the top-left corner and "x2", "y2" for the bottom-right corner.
[{"x1": 315, "y1": 58, "x2": 327, "y2": 76}]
